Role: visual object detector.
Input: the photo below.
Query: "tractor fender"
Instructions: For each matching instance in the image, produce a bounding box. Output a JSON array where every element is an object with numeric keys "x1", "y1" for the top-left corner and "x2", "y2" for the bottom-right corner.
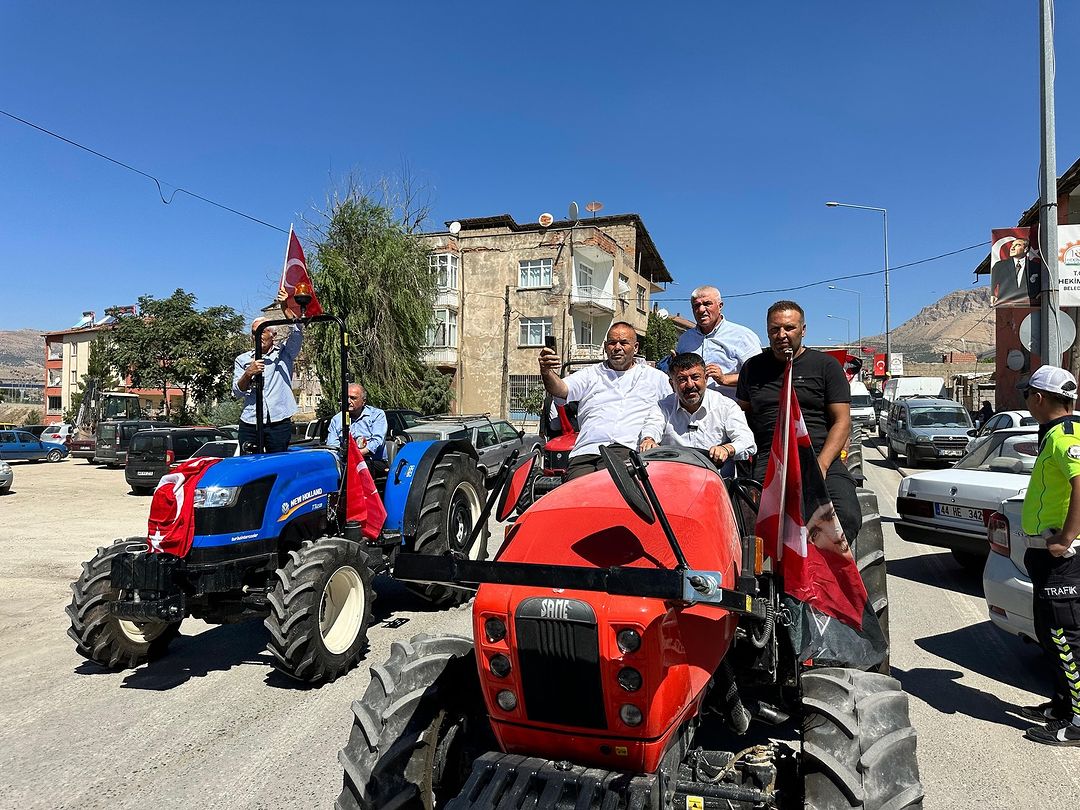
[{"x1": 383, "y1": 439, "x2": 478, "y2": 538}]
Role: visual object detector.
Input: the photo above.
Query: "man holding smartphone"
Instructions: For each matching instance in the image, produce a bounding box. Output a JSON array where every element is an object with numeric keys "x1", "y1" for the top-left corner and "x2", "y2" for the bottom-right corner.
[{"x1": 539, "y1": 322, "x2": 670, "y2": 482}]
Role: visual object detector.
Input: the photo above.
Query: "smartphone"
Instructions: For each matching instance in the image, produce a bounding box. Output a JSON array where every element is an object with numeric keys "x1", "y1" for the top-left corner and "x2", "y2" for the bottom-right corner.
[{"x1": 544, "y1": 335, "x2": 557, "y2": 351}]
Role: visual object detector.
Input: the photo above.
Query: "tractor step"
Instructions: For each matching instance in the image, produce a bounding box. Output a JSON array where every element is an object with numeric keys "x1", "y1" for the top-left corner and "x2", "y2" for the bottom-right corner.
[{"x1": 445, "y1": 752, "x2": 656, "y2": 809}]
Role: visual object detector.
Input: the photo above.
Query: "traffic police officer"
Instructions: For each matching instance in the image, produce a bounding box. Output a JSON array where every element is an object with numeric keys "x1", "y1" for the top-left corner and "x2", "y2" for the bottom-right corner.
[{"x1": 1018, "y1": 365, "x2": 1080, "y2": 746}]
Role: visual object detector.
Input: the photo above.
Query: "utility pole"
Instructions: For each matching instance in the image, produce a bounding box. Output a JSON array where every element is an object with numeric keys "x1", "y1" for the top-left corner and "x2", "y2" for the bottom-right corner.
[
  {"x1": 1039, "y1": 0, "x2": 1061, "y2": 367},
  {"x1": 501, "y1": 285, "x2": 510, "y2": 418}
]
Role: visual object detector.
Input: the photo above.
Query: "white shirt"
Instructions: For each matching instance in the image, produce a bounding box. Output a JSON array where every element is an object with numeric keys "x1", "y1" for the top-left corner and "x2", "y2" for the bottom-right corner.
[
  {"x1": 563, "y1": 360, "x2": 672, "y2": 458},
  {"x1": 640, "y1": 388, "x2": 756, "y2": 460},
  {"x1": 675, "y1": 317, "x2": 762, "y2": 399}
]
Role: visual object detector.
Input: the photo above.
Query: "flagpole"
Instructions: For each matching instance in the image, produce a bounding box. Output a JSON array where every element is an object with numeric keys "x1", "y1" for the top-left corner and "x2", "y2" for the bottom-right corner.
[
  {"x1": 279, "y1": 223, "x2": 294, "y2": 293},
  {"x1": 776, "y1": 356, "x2": 794, "y2": 562}
]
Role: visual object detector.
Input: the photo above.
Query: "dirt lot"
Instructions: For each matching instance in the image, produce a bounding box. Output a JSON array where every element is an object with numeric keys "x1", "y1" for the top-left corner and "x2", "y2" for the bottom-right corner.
[{"x1": 0, "y1": 457, "x2": 474, "y2": 809}]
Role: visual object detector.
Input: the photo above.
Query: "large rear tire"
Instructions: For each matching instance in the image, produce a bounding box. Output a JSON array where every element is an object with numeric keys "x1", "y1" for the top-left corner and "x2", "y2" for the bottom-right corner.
[
  {"x1": 67, "y1": 538, "x2": 182, "y2": 669},
  {"x1": 802, "y1": 667, "x2": 923, "y2": 809},
  {"x1": 407, "y1": 451, "x2": 488, "y2": 607},
  {"x1": 855, "y1": 489, "x2": 890, "y2": 674},
  {"x1": 336, "y1": 634, "x2": 492, "y2": 810},
  {"x1": 265, "y1": 536, "x2": 374, "y2": 683}
]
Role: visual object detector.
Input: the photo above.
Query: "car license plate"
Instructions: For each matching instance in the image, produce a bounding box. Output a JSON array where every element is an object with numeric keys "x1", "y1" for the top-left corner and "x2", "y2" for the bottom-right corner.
[
  {"x1": 940, "y1": 449, "x2": 963, "y2": 457},
  {"x1": 136, "y1": 471, "x2": 154, "y2": 476},
  {"x1": 934, "y1": 503, "x2": 983, "y2": 521}
]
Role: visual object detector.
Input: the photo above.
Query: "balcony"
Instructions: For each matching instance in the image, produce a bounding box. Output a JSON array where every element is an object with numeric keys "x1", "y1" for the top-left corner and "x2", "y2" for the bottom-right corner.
[
  {"x1": 570, "y1": 344, "x2": 605, "y2": 361},
  {"x1": 423, "y1": 346, "x2": 458, "y2": 366},
  {"x1": 435, "y1": 288, "x2": 460, "y2": 309},
  {"x1": 570, "y1": 285, "x2": 615, "y2": 314}
]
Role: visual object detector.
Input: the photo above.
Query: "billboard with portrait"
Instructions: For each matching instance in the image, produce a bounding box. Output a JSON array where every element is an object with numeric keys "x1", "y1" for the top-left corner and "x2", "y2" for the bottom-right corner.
[{"x1": 990, "y1": 227, "x2": 1039, "y2": 307}]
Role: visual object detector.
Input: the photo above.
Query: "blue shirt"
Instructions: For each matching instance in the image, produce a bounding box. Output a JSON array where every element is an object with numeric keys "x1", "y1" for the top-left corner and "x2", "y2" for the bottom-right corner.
[
  {"x1": 326, "y1": 405, "x2": 388, "y2": 458},
  {"x1": 233, "y1": 325, "x2": 303, "y2": 424},
  {"x1": 675, "y1": 317, "x2": 762, "y2": 399}
]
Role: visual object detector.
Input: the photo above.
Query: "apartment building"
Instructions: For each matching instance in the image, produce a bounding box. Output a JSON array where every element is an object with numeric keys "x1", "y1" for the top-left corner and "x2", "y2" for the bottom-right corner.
[{"x1": 422, "y1": 212, "x2": 672, "y2": 418}]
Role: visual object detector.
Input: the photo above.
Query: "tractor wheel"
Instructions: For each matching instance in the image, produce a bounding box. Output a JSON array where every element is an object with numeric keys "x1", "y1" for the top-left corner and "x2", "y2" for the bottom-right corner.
[
  {"x1": 407, "y1": 451, "x2": 488, "y2": 607},
  {"x1": 802, "y1": 667, "x2": 923, "y2": 810},
  {"x1": 846, "y1": 426, "x2": 865, "y2": 486},
  {"x1": 67, "y1": 538, "x2": 182, "y2": 669},
  {"x1": 855, "y1": 489, "x2": 890, "y2": 674},
  {"x1": 265, "y1": 536, "x2": 374, "y2": 683},
  {"x1": 336, "y1": 634, "x2": 492, "y2": 810},
  {"x1": 46, "y1": 449, "x2": 63, "y2": 462}
]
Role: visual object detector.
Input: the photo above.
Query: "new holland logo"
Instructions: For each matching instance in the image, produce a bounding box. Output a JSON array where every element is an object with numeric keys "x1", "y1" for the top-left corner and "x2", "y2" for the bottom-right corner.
[{"x1": 281, "y1": 501, "x2": 290, "y2": 514}]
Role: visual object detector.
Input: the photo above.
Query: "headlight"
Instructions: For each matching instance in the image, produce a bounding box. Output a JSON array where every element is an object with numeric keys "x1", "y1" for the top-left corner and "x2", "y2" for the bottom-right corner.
[
  {"x1": 193, "y1": 486, "x2": 240, "y2": 508},
  {"x1": 916, "y1": 435, "x2": 932, "y2": 444}
]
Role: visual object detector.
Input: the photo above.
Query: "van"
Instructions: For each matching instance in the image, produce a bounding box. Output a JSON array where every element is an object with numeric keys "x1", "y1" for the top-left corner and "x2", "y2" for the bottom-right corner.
[
  {"x1": 125, "y1": 426, "x2": 231, "y2": 493},
  {"x1": 94, "y1": 420, "x2": 172, "y2": 466},
  {"x1": 884, "y1": 397, "x2": 973, "y2": 466},
  {"x1": 878, "y1": 377, "x2": 945, "y2": 437},
  {"x1": 849, "y1": 381, "x2": 876, "y2": 433}
]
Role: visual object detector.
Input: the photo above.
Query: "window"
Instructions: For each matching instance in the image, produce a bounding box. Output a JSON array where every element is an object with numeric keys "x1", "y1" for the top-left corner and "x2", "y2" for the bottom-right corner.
[
  {"x1": 618, "y1": 275, "x2": 631, "y2": 297},
  {"x1": 430, "y1": 253, "x2": 459, "y2": 289},
  {"x1": 70, "y1": 369, "x2": 78, "y2": 385},
  {"x1": 494, "y1": 421, "x2": 521, "y2": 442},
  {"x1": 47, "y1": 372, "x2": 61, "y2": 387},
  {"x1": 70, "y1": 342, "x2": 77, "y2": 358},
  {"x1": 519, "y1": 258, "x2": 553, "y2": 288},
  {"x1": 636, "y1": 285, "x2": 647, "y2": 311},
  {"x1": 509, "y1": 374, "x2": 543, "y2": 422},
  {"x1": 475, "y1": 425, "x2": 498, "y2": 449},
  {"x1": 427, "y1": 309, "x2": 458, "y2": 347},
  {"x1": 576, "y1": 260, "x2": 593, "y2": 289},
  {"x1": 47, "y1": 343, "x2": 62, "y2": 360},
  {"x1": 577, "y1": 320, "x2": 593, "y2": 346},
  {"x1": 518, "y1": 317, "x2": 552, "y2": 347},
  {"x1": 47, "y1": 396, "x2": 62, "y2": 413}
]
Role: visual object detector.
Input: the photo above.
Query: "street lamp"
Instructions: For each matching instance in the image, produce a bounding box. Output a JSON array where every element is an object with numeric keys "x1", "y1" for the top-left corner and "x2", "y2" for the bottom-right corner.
[
  {"x1": 825, "y1": 202, "x2": 890, "y2": 369},
  {"x1": 827, "y1": 285, "x2": 861, "y2": 352},
  {"x1": 827, "y1": 314, "x2": 851, "y2": 346}
]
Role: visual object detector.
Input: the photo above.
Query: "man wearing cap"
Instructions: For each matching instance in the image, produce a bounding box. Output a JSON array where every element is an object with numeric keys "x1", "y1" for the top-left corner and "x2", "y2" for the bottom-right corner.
[
  {"x1": 1017, "y1": 365, "x2": 1080, "y2": 746},
  {"x1": 675, "y1": 285, "x2": 761, "y2": 400}
]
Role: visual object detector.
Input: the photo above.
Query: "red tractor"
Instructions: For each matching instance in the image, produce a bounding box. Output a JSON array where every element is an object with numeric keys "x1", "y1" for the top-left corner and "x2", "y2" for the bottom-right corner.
[{"x1": 336, "y1": 447, "x2": 919, "y2": 809}]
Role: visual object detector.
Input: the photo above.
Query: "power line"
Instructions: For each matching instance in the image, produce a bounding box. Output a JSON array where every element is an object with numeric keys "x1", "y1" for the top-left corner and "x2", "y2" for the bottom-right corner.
[{"x1": 0, "y1": 108, "x2": 288, "y2": 234}]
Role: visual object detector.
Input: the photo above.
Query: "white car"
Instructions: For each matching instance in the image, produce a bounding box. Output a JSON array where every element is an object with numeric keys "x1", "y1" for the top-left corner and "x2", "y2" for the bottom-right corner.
[
  {"x1": 0, "y1": 460, "x2": 12, "y2": 494},
  {"x1": 965, "y1": 410, "x2": 1034, "y2": 455},
  {"x1": 983, "y1": 494, "x2": 1035, "y2": 642},
  {"x1": 40, "y1": 423, "x2": 74, "y2": 445},
  {"x1": 894, "y1": 427, "x2": 1039, "y2": 569}
]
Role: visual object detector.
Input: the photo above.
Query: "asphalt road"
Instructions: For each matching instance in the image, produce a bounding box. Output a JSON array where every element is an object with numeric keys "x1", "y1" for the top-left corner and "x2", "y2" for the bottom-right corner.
[{"x1": 1, "y1": 449, "x2": 1077, "y2": 809}]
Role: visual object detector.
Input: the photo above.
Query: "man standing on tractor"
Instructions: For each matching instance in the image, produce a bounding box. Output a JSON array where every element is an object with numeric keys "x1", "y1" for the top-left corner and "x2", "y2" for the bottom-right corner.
[
  {"x1": 233, "y1": 288, "x2": 301, "y2": 453},
  {"x1": 736, "y1": 300, "x2": 860, "y2": 542},
  {"x1": 1015, "y1": 365, "x2": 1080, "y2": 746},
  {"x1": 539, "y1": 321, "x2": 671, "y2": 482},
  {"x1": 639, "y1": 352, "x2": 755, "y2": 473},
  {"x1": 675, "y1": 285, "x2": 761, "y2": 400},
  {"x1": 327, "y1": 382, "x2": 389, "y2": 474}
]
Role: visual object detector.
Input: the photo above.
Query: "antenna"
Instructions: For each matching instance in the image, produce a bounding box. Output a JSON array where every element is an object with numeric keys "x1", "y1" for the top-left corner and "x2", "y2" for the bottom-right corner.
[
  {"x1": 585, "y1": 200, "x2": 603, "y2": 218},
  {"x1": 449, "y1": 221, "x2": 462, "y2": 235}
]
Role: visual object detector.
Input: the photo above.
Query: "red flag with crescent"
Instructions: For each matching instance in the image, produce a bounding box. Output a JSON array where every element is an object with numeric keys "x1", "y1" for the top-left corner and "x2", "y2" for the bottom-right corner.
[
  {"x1": 146, "y1": 457, "x2": 222, "y2": 557},
  {"x1": 280, "y1": 227, "x2": 323, "y2": 317},
  {"x1": 346, "y1": 436, "x2": 387, "y2": 540}
]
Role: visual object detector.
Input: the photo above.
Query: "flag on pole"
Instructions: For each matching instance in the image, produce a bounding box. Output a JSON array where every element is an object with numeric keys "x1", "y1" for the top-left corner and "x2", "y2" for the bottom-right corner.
[
  {"x1": 754, "y1": 360, "x2": 869, "y2": 630},
  {"x1": 346, "y1": 436, "x2": 387, "y2": 540},
  {"x1": 147, "y1": 457, "x2": 222, "y2": 557},
  {"x1": 279, "y1": 226, "x2": 323, "y2": 317}
]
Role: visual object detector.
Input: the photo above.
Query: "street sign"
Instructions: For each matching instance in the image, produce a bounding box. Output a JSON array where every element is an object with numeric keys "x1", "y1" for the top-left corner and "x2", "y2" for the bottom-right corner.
[{"x1": 889, "y1": 354, "x2": 905, "y2": 376}]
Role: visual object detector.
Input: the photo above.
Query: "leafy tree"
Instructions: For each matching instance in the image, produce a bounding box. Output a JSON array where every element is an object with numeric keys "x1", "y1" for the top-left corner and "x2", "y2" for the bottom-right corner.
[
  {"x1": 22, "y1": 409, "x2": 42, "y2": 425},
  {"x1": 416, "y1": 365, "x2": 454, "y2": 415},
  {"x1": 105, "y1": 289, "x2": 245, "y2": 419},
  {"x1": 305, "y1": 180, "x2": 436, "y2": 409},
  {"x1": 510, "y1": 381, "x2": 546, "y2": 423},
  {"x1": 64, "y1": 335, "x2": 119, "y2": 424},
  {"x1": 642, "y1": 310, "x2": 680, "y2": 361}
]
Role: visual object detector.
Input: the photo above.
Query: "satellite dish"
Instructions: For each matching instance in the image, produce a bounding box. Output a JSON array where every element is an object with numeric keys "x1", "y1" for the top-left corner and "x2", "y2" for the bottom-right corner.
[
  {"x1": 449, "y1": 221, "x2": 462, "y2": 235},
  {"x1": 585, "y1": 201, "x2": 603, "y2": 216},
  {"x1": 656, "y1": 308, "x2": 670, "y2": 319},
  {"x1": 568, "y1": 201, "x2": 579, "y2": 222},
  {"x1": 538, "y1": 212, "x2": 554, "y2": 228}
]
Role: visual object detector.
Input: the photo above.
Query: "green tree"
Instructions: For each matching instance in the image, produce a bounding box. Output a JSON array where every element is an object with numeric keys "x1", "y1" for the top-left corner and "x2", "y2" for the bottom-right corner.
[
  {"x1": 64, "y1": 335, "x2": 120, "y2": 424},
  {"x1": 642, "y1": 310, "x2": 680, "y2": 361},
  {"x1": 510, "y1": 380, "x2": 546, "y2": 423},
  {"x1": 22, "y1": 409, "x2": 42, "y2": 425},
  {"x1": 306, "y1": 180, "x2": 436, "y2": 408},
  {"x1": 105, "y1": 289, "x2": 245, "y2": 419},
  {"x1": 416, "y1": 365, "x2": 454, "y2": 415}
]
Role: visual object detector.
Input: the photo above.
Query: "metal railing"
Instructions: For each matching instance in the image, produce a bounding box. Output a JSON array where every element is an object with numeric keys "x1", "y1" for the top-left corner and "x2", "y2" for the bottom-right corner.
[{"x1": 570, "y1": 285, "x2": 615, "y2": 312}]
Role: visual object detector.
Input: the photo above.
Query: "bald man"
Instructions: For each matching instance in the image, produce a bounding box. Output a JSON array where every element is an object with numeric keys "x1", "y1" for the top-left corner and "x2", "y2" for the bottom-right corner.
[
  {"x1": 233, "y1": 288, "x2": 301, "y2": 453},
  {"x1": 326, "y1": 383, "x2": 388, "y2": 461}
]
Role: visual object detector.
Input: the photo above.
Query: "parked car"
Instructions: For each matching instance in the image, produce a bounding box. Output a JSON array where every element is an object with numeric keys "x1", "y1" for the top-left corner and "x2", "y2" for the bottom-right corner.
[
  {"x1": 217, "y1": 424, "x2": 240, "y2": 440},
  {"x1": 40, "y1": 423, "x2": 74, "y2": 446},
  {"x1": 69, "y1": 435, "x2": 97, "y2": 461},
  {"x1": 884, "y1": 397, "x2": 974, "y2": 466},
  {"x1": 964, "y1": 410, "x2": 1036, "y2": 457},
  {"x1": 850, "y1": 380, "x2": 876, "y2": 434},
  {"x1": 94, "y1": 419, "x2": 172, "y2": 466},
  {"x1": 0, "y1": 430, "x2": 69, "y2": 462},
  {"x1": 289, "y1": 408, "x2": 425, "y2": 450},
  {"x1": 983, "y1": 494, "x2": 1036, "y2": 643},
  {"x1": 404, "y1": 416, "x2": 542, "y2": 483},
  {"x1": 0, "y1": 460, "x2": 12, "y2": 493},
  {"x1": 21, "y1": 425, "x2": 49, "y2": 438},
  {"x1": 190, "y1": 439, "x2": 240, "y2": 459},
  {"x1": 895, "y1": 426, "x2": 1039, "y2": 569},
  {"x1": 125, "y1": 426, "x2": 233, "y2": 493}
]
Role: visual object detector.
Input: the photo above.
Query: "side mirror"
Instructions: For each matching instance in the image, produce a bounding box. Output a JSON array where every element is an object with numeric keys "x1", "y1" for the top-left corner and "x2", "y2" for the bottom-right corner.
[
  {"x1": 496, "y1": 453, "x2": 538, "y2": 522},
  {"x1": 966, "y1": 428, "x2": 977, "y2": 437},
  {"x1": 517, "y1": 428, "x2": 525, "y2": 439}
]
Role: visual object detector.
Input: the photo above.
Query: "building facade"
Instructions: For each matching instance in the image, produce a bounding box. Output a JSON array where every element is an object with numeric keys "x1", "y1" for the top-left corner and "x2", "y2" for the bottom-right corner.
[{"x1": 421, "y1": 213, "x2": 672, "y2": 418}]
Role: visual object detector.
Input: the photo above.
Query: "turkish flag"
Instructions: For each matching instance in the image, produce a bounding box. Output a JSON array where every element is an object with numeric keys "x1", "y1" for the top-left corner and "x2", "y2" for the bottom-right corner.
[
  {"x1": 346, "y1": 436, "x2": 386, "y2": 540},
  {"x1": 147, "y1": 457, "x2": 222, "y2": 557},
  {"x1": 754, "y1": 361, "x2": 868, "y2": 629},
  {"x1": 280, "y1": 227, "x2": 324, "y2": 317}
]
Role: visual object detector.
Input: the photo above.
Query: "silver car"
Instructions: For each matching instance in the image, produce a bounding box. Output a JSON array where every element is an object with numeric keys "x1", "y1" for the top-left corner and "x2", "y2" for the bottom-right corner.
[
  {"x1": 0, "y1": 460, "x2": 11, "y2": 494},
  {"x1": 983, "y1": 494, "x2": 1035, "y2": 642},
  {"x1": 405, "y1": 416, "x2": 542, "y2": 483}
]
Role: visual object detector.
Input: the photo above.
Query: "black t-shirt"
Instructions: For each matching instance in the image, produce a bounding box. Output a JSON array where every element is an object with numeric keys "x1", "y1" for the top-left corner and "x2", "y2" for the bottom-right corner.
[{"x1": 736, "y1": 348, "x2": 851, "y2": 456}]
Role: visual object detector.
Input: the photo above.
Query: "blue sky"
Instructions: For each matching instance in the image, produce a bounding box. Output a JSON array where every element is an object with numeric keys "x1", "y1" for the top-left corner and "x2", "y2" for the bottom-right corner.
[{"x1": 2, "y1": 2, "x2": 1077, "y2": 348}]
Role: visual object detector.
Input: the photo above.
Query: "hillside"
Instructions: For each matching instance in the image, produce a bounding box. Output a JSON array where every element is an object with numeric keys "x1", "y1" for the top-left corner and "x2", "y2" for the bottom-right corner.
[
  {"x1": 0, "y1": 328, "x2": 45, "y2": 381},
  {"x1": 863, "y1": 286, "x2": 993, "y2": 361}
]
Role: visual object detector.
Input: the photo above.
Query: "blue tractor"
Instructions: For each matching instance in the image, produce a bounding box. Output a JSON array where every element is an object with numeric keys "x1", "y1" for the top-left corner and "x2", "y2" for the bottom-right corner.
[{"x1": 67, "y1": 306, "x2": 488, "y2": 683}]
